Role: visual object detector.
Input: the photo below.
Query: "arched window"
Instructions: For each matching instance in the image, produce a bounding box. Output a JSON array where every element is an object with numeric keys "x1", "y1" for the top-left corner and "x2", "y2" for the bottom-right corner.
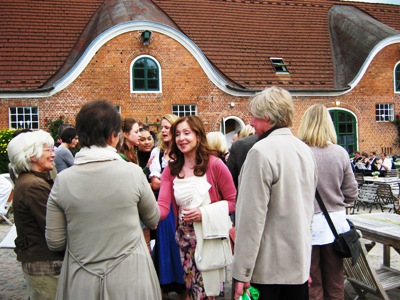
[
  {"x1": 395, "y1": 62, "x2": 400, "y2": 93},
  {"x1": 329, "y1": 109, "x2": 358, "y2": 155},
  {"x1": 131, "y1": 55, "x2": 161, "y2": 92}
]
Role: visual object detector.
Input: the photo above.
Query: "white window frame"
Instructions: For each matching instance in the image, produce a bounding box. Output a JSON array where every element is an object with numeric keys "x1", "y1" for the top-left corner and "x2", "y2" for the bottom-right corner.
[
  {"x1": 172, "y1": 104, "x2": 197, "y2": 117},
  {"x1": 130, "y1": 55, "x2": 162, "y2": 93},
  {"x1": 375, "y1": 103, "x2": 394, "y2": 122},
  {"x1": 269, "y1": 57, "x2": 289, "y2": 74},
  {"x1": 9, "y1": 106, "x2": 39, "y2": 129},
  {"x1": 394, "y1": 61, "x2": 400, "y2": 94}
]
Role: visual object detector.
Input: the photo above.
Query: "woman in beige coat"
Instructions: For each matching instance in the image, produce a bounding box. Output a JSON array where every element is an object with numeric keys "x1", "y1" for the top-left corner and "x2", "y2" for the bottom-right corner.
[{"x1": 46, "y1": 100, "x2": 161, "y2": 300}]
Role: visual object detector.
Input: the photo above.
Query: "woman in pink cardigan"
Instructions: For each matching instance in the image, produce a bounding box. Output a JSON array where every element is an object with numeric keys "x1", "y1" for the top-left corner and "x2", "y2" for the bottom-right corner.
[{"x1": 158, "y1": 115, "x2": 236, "y2": 300}]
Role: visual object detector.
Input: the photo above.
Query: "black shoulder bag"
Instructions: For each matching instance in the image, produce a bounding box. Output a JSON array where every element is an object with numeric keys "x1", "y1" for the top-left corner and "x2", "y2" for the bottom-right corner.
[{"x1": 315, "y1": 190, "x2": 361, "y2": 266}]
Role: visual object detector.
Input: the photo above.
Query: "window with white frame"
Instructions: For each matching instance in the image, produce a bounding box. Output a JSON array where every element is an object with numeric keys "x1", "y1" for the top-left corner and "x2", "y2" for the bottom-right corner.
[
  {"x1": 269, "y1": 57, "x2": 289, "y2": 73},
  {"x1": 375, "y1": 103, "x2": 394, "y2": 122},
  {"x1": 172, "y1": 104, "x2": 197, "y2": 117},
  {"x1": 395, "y1": 62, "x2": 400, "y2": 93},
  {"x1": 9, "y1": 106, "x2": 39, "y2": 129},
  {"x1": 131, "y1": 55, "x2": 161, "y2": 92}
]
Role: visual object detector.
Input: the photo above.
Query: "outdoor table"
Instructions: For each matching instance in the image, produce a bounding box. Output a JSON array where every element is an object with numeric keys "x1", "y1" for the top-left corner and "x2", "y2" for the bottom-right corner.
[
  {"x1": 347, "y1": 213, "x2": 400, "y2": 267},
  {"x1": 363, "y1": 176, "x2": 400, "y2": 183}
]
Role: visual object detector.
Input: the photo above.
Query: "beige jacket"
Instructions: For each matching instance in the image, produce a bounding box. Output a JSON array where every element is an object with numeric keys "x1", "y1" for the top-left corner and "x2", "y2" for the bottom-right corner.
[
  {"x1": 46, "y1": 146, "x2": 161, "y2": 300},
  {"x1": 232, "y1": 128, "x2": 317, "y2": 285}
]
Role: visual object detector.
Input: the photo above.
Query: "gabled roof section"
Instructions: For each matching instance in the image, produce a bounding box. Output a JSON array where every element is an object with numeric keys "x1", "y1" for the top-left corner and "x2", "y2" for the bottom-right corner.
[
  {"x1": 46, "y1": 0, "x2": 180, "y2": 88},
  {"x1": 0, "y1": 0, "x2": 179, "y2": 91},
  {"x1": 329, "y1": 5, "x2": 400, "y2": 88}
]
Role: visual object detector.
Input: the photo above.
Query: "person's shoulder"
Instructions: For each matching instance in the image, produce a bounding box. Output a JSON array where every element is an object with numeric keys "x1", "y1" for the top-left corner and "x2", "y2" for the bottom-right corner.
[
  {"x1": 237, "y1": 134, "x2": 258, "y2": 145},
  {"x1": 55, "y1": 145, "x2": 67, "y2": 152},
  {"x1": 231, "y1": 134, "x2": 258, "y2": 152},
  {"x1": 17, "y1": 172, "x2": 48, "y2": 188},
  {"x1": 208, "y1": 154, "x2": 220, "y2": 166},
  {"x1": 329, "y1": 143, "x2": 350, "y2": 156}
]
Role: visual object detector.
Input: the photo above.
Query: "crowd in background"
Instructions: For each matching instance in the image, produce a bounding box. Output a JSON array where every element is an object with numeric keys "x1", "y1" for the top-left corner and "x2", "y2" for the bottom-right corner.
[
  {"x1": 5, "y1": 86, "x2": 361, "y2": 300},
  {"x1": 352, "y1": 150, "x2": 397, "y2": 177}
]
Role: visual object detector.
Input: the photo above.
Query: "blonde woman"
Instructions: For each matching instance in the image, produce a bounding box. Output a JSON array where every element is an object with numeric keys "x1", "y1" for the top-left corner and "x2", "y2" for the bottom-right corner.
[
  {"x1": 298, "y1": 104, "x2": 357, "y2": 300},
  {"x1": 149, "y1": 114, "x2": 186, "y2": 297},
  {"x1": 206, "y1": 131, "x2": 228, "y2": 163},
  {"x1": 237, "y1": 124, "x2": 255, "y2": 140},
  {"x1": 149, "y1": 114, "x2": 179, "y2": 193}
]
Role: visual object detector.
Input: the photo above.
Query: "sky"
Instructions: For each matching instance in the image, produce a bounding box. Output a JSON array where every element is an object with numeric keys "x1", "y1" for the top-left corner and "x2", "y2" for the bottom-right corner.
[{"x1": 341, "y1": 0, "x2": 400, "y2": 4}]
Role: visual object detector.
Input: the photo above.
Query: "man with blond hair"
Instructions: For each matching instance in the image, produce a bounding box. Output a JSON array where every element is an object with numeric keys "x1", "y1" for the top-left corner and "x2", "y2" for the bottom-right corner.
[{"x1": 232, "y1": 86, "x2": 317, "y2": 300}]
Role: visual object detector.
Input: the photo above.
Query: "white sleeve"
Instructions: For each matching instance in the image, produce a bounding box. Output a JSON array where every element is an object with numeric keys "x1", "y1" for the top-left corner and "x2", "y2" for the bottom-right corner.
[{"x1": 149, "y1": 147, "x2": 162, "y2": 178}]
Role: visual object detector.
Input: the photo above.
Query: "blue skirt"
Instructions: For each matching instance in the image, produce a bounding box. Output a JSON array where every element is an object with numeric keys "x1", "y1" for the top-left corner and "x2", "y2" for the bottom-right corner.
[{"x1": 154, "y1": 205, "x2": 185, "y2": 288}]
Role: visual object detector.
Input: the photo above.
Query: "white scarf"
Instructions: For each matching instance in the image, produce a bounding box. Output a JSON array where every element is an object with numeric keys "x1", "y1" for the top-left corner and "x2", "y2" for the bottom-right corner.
[{"x1": 74, "y1": 145, "x2": 124, "y2": 165}]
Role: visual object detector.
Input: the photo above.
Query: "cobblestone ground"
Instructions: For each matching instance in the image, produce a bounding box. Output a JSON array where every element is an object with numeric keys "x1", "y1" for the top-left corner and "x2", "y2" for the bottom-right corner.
[
  {"x1": 0, "y1": 222, "x2": 231, "y2": 300},
  {"x1": 0, "y1": 223, "x2": 28, "y2": 300},
  {"x1": 1, "y1": 209, "x2": 400, "y2": 300}
]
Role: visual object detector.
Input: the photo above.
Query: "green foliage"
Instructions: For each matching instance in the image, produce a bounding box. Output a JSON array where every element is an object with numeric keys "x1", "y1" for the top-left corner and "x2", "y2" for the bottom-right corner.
[
  {"x1": 0, "y1": 129, "x2": 15, "y2": 174},
  {"x1": 44, "y1": 115, "x2": 66, "y2": 143}
]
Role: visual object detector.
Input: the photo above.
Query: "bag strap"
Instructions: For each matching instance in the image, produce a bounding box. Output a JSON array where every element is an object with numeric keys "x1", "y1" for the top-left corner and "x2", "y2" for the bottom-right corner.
[{"x1": 315, "y1": 189, "x2": 339, "y2": 238}]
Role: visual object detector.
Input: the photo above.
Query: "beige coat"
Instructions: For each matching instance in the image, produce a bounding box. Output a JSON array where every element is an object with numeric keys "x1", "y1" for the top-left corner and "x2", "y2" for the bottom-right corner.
[
  {"x1": 46, "y1": 147, "x2": 161, "y2": 300},
  {"x1": 232, "y1": 128, "x2": 317, "y2": 285}
]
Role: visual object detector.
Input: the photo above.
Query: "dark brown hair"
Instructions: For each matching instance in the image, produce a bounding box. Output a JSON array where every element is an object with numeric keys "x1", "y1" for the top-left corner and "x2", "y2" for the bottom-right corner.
[
  {"x1": 169, "y1": 115, "x2": 210, "y2": 178},
  {"x1": 76, "y1": 100, "x2": 121, "y2": 148},
  {"x1": 119, "y1": 117, "x2": 138, "y2": 163}
]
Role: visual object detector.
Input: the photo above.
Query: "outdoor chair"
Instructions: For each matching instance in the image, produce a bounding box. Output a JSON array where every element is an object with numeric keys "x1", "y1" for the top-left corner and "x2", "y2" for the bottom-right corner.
[
  {"x1": 355, "y1": 173, "x2": 365, "y2": 188},
  {"x1": 344, "y1": 241, "x2": 400, "y2": 300},
  {"x1": 385, "y1": 169, "x2": 398, "y2": 178},
  {"x1": 375, "y1": 183, "x2": 397, "y2": 213},
  {"x1": 355, "y1": 184, "x2": 378, "y2": 213},
  {"x1": 0, "y1": 174, "x2": 13, "y2": 226},
  {"x1": 0, "y1": 199, "x2": 13, "y2": 226}
]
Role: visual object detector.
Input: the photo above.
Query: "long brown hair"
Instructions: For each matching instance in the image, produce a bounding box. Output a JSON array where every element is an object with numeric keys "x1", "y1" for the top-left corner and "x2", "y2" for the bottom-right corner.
[
  {"x1": 119, "y1": 117, "x2": 138, "y2": 163},
  {"x1": 169, "y1": 115, "x2": 210, "y2": 178}
]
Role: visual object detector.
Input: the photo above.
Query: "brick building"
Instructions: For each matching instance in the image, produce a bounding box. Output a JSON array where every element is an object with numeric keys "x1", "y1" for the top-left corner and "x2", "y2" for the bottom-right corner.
[{"x1": 1, "y1": 0, "x2": 400, "y2": 155}]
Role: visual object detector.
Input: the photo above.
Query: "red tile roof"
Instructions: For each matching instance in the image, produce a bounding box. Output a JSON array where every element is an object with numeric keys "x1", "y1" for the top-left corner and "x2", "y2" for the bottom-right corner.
[
  {"x1": 0, "y1": 0, "x2": 104, "y2": 90},
  {"x1": 0, "y1": 0, "x2": 399, "y2": 92},
  {"x1": 152, "y1": 0, "x2": 400, "y2": 90}
]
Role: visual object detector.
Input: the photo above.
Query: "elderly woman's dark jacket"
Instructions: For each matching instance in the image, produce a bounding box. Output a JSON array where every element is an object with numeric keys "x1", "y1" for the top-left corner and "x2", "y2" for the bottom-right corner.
[{"x1": 13, "y1": 171, "x2": 64, "y2": 262}]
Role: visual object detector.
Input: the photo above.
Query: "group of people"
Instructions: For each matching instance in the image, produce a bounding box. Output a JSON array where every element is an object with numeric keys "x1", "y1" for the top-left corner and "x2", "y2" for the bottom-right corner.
[
  {"x1": 6, "y1": 86, "x2": 358, "y2": 300},
  {"x1": 352, "y1": 150, "x2": 395, "y2": 176}
]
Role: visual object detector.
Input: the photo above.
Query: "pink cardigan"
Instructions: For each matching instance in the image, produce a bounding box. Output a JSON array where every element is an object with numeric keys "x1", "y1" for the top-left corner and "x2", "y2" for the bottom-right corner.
[{"x1": 158, "y1": 155, "x2": 236, "y2": 224}]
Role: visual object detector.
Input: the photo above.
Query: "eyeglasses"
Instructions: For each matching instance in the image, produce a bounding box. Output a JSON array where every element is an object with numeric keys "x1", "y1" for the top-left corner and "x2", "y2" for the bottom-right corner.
[{"x1": 43, "y1": 146, "x2": 55, "y2": 152}]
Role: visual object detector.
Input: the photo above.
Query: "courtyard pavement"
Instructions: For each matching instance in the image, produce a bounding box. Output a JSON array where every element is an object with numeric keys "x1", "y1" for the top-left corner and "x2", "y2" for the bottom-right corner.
[{"x1": 1, "y1": 208, "x2": 400, "y2": 300}]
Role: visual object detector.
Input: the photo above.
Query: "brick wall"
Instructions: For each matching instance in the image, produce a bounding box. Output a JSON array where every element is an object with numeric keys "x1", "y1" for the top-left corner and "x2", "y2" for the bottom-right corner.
[{"x1": 1, "y1": 32, "x2": 400, "y2": 154}]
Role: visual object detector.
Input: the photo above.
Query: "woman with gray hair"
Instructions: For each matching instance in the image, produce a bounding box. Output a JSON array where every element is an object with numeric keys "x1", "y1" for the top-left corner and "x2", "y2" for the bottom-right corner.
[{"x1": 7, "y1": 130, "x2": 64, "y2": 300}]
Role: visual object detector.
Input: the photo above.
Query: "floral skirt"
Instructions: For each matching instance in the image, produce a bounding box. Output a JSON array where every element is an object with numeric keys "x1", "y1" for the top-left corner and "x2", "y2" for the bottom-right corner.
[{"x1": 175, "y1": 220, "x2": 208, "y2": 300}]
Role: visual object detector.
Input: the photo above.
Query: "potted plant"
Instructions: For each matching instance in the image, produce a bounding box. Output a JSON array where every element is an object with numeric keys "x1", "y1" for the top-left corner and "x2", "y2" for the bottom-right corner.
[{"x1": 371, "y1": 171, "x2": 380, "y2": 178}]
